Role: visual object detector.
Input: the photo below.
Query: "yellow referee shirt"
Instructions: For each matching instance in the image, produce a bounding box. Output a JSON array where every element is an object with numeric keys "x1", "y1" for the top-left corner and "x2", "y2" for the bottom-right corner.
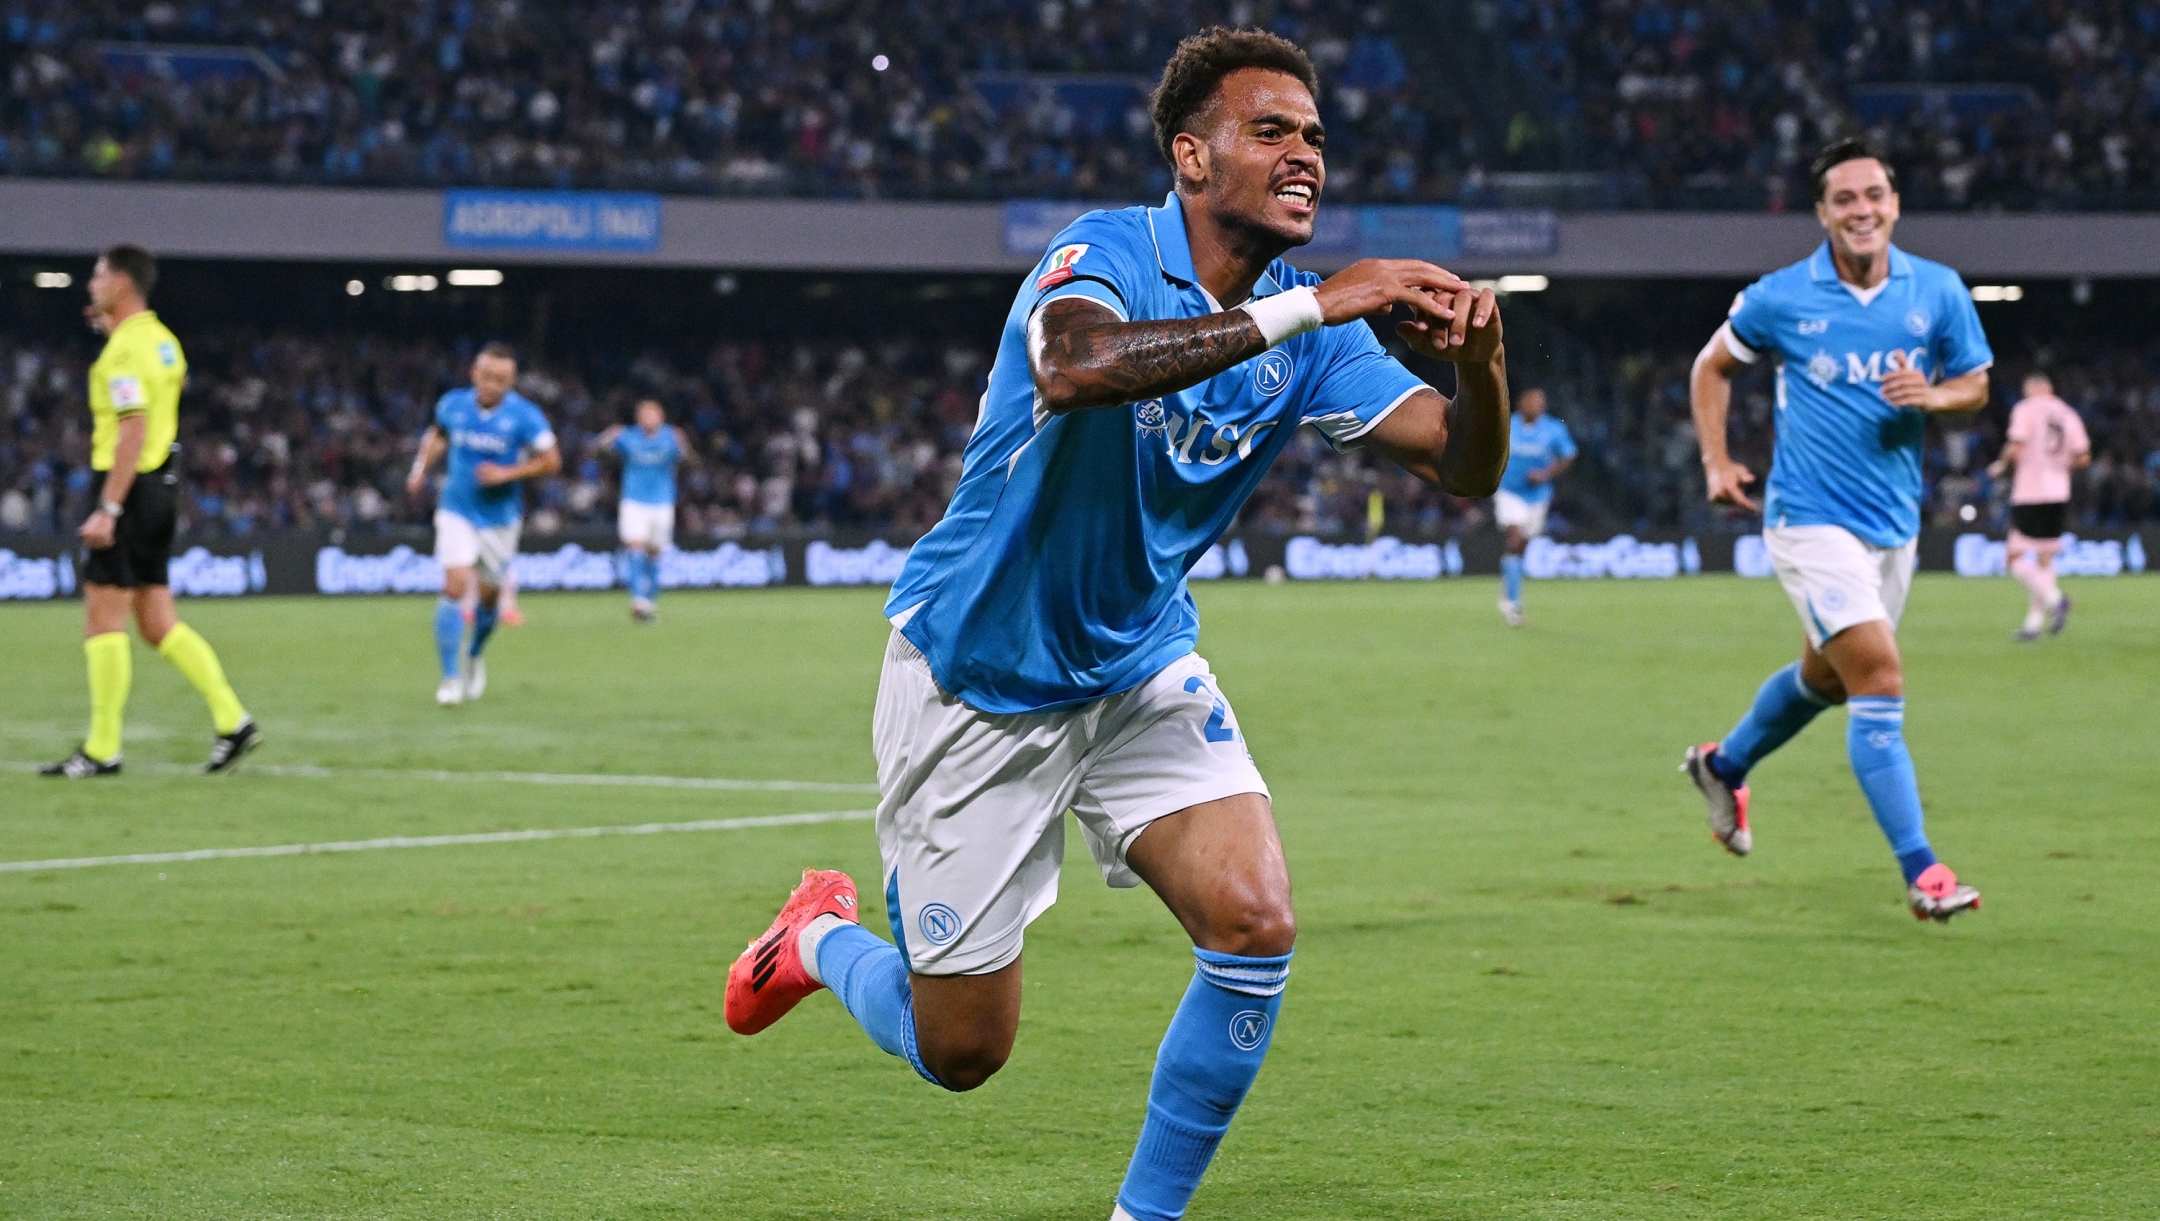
[{"x1": 89, "y1": 310, "x2": 185, "y2": 473}]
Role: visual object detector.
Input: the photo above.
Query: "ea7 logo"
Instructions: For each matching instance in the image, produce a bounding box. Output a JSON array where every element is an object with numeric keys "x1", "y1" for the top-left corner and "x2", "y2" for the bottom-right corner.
[
  {"x1": 1797, "y1": 319, "x2": 1829, "y2": 334},
  {"x1": 1844, "y1": 347, "x2": 1928, "y2": 383}
]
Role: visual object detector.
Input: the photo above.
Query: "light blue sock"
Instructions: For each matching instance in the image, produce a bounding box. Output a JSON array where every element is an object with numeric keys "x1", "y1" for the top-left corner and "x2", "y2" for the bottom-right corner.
[
  {"x1": 637, "y1": 552, "x2": 659, "y2": 601},
  {"x1": 1116, "y1": 949, "x2": 1291, "y2": 1221},
  {"x1": 432, "y1": 597, "x2": 463, "y2": 678},
  {"x1": 1847, "y1": 696, "x2": 1936, "y2": 884},
  {"x1": 626, "y1": 552, "x2": 645, "y2": 601},
  {"x1": 815, "y1": 922, "x2": 947, "y2": 1088},
  {"x1": 469, "y1": 603, "x2": 498, "y2": 658},
  {"x1": 1501, "y1": 554, "x2": 1524, "y2": 603},
  {"x1": 1711, "y1": 661, "x2": 1834, "y2": 784}
]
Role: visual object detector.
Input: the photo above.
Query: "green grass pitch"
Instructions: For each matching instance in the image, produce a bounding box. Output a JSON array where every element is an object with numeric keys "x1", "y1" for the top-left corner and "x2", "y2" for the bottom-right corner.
[{"x1": 2, "y1": 575, "x2": 2154, "y2": 1219}]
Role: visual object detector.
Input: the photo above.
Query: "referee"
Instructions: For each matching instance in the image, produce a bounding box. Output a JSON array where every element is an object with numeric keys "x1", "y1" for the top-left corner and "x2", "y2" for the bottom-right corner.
[{"x1": 41, "y1": 245, "x2": 260, "y2": 777}]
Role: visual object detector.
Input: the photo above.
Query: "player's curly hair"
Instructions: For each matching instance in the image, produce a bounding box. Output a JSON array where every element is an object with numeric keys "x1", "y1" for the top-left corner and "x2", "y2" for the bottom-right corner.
[
  {"x1": 1150, "y1": 27, "x2": 1320, "y2": 165},
  {"x1": 1810, "y1": 136, "x2": 1897, "y2": 200}
]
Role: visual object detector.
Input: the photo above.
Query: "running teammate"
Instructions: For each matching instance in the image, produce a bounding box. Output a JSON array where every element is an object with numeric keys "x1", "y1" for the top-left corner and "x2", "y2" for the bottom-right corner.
[
  {"x1": 42, "y1": 245, "x2": 260, "y2": 778},
  {"x1": 1492, "y1": 386, "x2": 1575, "y2": 626},
  {"x1": 404, "y1": 343, "x2": 559, "y2": 706},
  {"x1": 1987, "y1": 373, "x2": 2089, "y2": 640},
  {"x1": 596, "y1": 398, "x2": 688, "y2": 622},
  {"x1": 722, "y1": 30, "x2": 1509, "y2": 1221},
  {"x1": 1682, "y1": 138, "x2": 1991, "y2": 922}
]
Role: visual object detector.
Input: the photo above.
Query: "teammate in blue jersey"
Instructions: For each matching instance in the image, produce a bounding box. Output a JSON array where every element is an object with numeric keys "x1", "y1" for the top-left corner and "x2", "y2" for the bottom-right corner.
[
  {"x1": 404, "y1": 343, "x2": 560, "y2": 706},
  {"x1": 722, "y1": 30, "x2": 1508, "y2": 1221},
  {"x1": 596, "y1": 398, "x2": 689, "y2": 622},
  {"x1": 1683, "y1": 139, "x2": 1992, "y2": 922},
  {"x1": 1492, "y1": 387, "x2": 1575, "y2": 626}
]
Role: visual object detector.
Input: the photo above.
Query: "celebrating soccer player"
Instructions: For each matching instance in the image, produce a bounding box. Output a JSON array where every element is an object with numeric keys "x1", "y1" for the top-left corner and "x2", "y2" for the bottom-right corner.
[
  {"x1": 722, "y1": 28, "x2": 1508, "y2": 1221},
  {"x1": 41, "y1": 246, "x2": 260, "y2": 779},
  {"x1": 404, "y1": 343, "x2": 559, "y2": 706},
  {"x1": 1492, "y1": 386, "x2": 1575, "y2": 626},
  {"x1": 1988, "y1": 373, "x2": 2090, "y2": 640},
  {"x1": 595, "y1": 398, "x2": 689, "y2": 623},
  {"x1": 1682, "y1": 138, "x2": 1992, "y2": 922}
]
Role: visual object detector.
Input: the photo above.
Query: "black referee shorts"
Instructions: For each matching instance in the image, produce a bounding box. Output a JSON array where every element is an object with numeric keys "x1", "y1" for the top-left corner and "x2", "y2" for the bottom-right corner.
[
  {"x1": 81, "y1": 460, "x2": 180, "y2": 589},
  {"x1": 2010, "y1": 501, "x2": 2068, "y2": 540}
]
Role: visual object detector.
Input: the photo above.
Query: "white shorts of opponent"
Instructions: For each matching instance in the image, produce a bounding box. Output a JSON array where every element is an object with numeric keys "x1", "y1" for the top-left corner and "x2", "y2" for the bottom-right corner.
[
  {"x1": 872, "y1": 630, "x2": 1269, "y2": 977},
  {"x1": 434, "y1": 509, "x2": 521, "y2": 586},
  {"x1": 1493, "y1": 489, "x2": 1550, "y2": 538},
  {"x1": 1766, "y1": 524, "x2": 1917, "y2": 650},
  {"x1": 618, "y1": 499, "x2": 675, "y2": 551}
]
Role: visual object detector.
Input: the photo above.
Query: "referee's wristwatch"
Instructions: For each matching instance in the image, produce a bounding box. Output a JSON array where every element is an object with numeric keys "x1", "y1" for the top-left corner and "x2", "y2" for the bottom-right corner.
[{"x1": 99, "y1": 500, "x2": 125, "y2": 518}]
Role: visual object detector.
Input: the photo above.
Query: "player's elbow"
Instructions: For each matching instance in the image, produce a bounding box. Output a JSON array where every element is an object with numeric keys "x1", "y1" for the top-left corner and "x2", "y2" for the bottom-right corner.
[{"x1": 1028, "y1": 361, "x2": 1101, "y2": 416}]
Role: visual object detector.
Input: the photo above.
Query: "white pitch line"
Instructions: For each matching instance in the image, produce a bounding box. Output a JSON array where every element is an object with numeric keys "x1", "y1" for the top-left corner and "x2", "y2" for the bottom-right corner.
[
  {"x1": 0, "y1": 760, "x2": 877, "y2": 794},
  {"x1": 0, "y1": 808, "x2": 875, "y2": 874}
]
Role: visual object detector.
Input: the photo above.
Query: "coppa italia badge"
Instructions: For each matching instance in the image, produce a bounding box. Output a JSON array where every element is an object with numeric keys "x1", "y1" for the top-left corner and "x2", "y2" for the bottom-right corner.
[{"x1": 1036, "y1": 243, "x2": 1090, "y2": 290}]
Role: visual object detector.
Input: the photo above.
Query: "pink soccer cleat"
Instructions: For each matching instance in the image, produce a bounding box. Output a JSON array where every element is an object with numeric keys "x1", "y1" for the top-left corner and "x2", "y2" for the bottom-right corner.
[
  {"x1": 1908, "y1": 863, "x2": 1982, "y2": 922},
  {"x1": 1681, "y1": 743, "x2": 1752, "y2": 855},
  {"x1": 724, "y1": 868, "x2": 859, "y2": 1035}
]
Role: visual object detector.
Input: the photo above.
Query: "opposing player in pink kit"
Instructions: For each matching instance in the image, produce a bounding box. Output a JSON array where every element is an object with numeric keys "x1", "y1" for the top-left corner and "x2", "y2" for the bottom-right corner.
[{"x1": 1987, "y1": 373, "x2": 2090, "y2": 641}]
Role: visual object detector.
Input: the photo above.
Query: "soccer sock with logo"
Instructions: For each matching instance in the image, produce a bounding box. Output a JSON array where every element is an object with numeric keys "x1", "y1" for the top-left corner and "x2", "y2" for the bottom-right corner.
[
  {"x1": 469, "y1": 602, "x2": 499, "y2": 658},
  {"x1": 432, "y1": 597, "x2": 464, "y2": 678},
  {"x1": 808, "y1": 920, "x2": 946, "y2": 1087},
  {"x1": 157, "y1": 622, "x2": 247, "y2": 735},
  {"x1": 1710, "y1": 661, "x2": 1833, "y2": 784},
  {"x1": 1500, "y1": 554, "x2": 1524, "y2": 604},
  {"x1": 83, "y1": 632, "x2": 132, "y2": 761},
  {"x1": 1115, "y1": 949, "x2": 1291, "y2": 1221},
  {"x1": 1847, "y1": 696, "x2": 1937, "y2": 883}
]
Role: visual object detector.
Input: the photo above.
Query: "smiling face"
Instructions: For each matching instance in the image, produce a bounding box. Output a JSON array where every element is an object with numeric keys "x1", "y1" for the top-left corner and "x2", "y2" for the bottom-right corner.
[
  {"x1": 1178, "y1": 68, "x2": 1325, "y2": 248},
  {"x1": 1816, "y1": 157, "x2": 1900, "y2": 262},
  {"x1": 470, "y1": 352, "x2": 516, "y2": 409}
]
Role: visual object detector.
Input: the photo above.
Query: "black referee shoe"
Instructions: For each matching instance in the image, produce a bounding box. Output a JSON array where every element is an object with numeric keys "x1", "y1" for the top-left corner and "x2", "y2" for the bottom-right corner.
[
  {"x1": 204, "y1": 717, "x2": 261, "y2": 774},
  {"x1": 40, "y1": 748, "x2": 121, "y2": 778}
]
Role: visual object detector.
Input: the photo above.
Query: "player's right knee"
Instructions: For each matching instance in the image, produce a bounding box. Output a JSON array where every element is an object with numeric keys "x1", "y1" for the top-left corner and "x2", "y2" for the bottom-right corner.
[{"x1": 1204, "y1": 897, "x2": 1297, "y2": 958}]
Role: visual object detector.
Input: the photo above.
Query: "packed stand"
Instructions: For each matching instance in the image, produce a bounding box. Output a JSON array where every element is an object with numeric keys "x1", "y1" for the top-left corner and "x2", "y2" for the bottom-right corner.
[
  {"x1": 6, "y1": 324, "x2": 2156, "y2": 543},
  {"x1": 1494, "y1": 0, "x2": 2160, "y2": 209},
  {"x1": 0, "y1": 0, "x2": 1465, "y2": 202}
]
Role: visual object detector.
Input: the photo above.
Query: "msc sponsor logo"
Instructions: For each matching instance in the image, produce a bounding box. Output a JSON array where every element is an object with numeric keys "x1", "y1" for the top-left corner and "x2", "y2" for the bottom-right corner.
[
  {"x1": 1163, "y1": 411, "x2": 1273, "y2": 466},
  {"x1": 1253, "y1": 351, "x2": 1293, "y2": 397},
  {"x1": 917, "y1": 902, "x2": 963, "y2": 947},
  {"x1": 1228, "y1": 1010, "x2": 1272, "y2": 1051},
  {"x1": 1804, "y1": 347, "x2": 1931, "y2": 387},
  {"x1": 451, "y1": 429, "x2": 515, "y2": 454}
]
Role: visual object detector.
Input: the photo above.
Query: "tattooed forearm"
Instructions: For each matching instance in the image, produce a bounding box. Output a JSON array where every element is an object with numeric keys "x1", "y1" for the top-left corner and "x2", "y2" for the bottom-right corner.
[{"x1": 1028, "y1": 298, "x2": 1270, "y2": 414}]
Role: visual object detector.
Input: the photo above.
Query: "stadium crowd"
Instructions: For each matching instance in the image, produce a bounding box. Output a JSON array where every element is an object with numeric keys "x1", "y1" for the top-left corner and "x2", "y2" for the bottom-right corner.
[
  {"x1": 0, "y1": 0, "x2": 1458, "y2": 203},
  {"x1": 1498, "y1": 0, "x2": 2160, "y2": 209},
  {"x1": 7, "y1": 0, "x2": 2159, "y2": 208},
  {"x1": 5, "y1": 322, "x2": 2157, "y2": 542}
]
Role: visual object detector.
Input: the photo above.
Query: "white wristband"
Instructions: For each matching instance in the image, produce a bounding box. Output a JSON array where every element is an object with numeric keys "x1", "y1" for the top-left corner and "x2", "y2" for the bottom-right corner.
[{"x1": 1240, "y1": 285, "x2": 1324, "y2": 348}]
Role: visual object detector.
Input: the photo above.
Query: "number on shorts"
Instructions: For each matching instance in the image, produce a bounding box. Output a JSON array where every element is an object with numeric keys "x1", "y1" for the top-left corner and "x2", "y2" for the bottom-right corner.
[{"x1": 1183, "y1": 676, "x2": 1237, "y2": 743}]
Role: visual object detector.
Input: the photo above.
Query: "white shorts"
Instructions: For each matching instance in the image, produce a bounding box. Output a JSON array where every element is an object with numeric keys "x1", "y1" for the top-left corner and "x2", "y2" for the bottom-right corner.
[
  {"x1": 1766, "y1": 524, "x2": 1917, "y2": 650},
  {"x1": 618, "y1": 499, "x2": 675, "y2": 549},
  {"x1": 1493, "y1": 490, "x2": 1550, "y2": 537},
  {"x1": 871, "y1": 631, "x2": 1270, "y2": 977},
  {"x1": 434, "y1": 510, "x2": 520, "y2": 586}
]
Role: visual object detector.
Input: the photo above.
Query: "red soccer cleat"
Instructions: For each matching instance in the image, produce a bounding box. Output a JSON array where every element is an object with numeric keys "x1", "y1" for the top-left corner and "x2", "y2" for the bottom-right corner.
[{"x1": 725, "y1": 868, "x2": 859, "y2": 1035}]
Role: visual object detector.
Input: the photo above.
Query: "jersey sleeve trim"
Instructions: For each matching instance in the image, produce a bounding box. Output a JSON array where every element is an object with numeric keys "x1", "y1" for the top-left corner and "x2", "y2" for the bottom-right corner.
[
  {"x1": 1941, "y1": 357, "x2": 1993, "y2": 380},
  {"x1": 1305, "y1": 384, "x2": 1423, "y2": 450},
  {"x1": 1035, "y1": 279, "x2": 1128, "y2": 321},
  {"x1": 1718, "y1": 323, "x2": 1760, "y2": 365},
  {"x1": 529, "y1": 430, "x2": 558, "y2": 452}
]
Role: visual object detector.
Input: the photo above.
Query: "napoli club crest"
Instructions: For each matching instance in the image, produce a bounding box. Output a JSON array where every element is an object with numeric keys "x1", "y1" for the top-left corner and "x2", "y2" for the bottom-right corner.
[
  {"x1": 1229, "y1": 1010, "x2": 1272, "y2": 1051},
  {"x1": 1254, "y1": 351, "x2": 1294, "y2": 397},
  {"x1": 1905, "y1": 309, "x2": 1931, "y2": 336},
  {"x1": 1135, "y1": 399, "x2": 1168, "y2": 435},
  {"x1": 1806, "y1": 350, "x2": 1841, "y2": 387}
]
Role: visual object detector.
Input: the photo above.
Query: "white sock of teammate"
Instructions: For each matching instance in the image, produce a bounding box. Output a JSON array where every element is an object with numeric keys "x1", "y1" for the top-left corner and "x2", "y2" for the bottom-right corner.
[{"x1": 797, "y1": 912, "x2": 849, "y2": 985}]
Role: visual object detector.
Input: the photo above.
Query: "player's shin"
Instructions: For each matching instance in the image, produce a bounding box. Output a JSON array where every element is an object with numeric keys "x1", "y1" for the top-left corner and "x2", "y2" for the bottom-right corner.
[
  {"x1": 1115, "y1": 949, "x2": 1291, "y2": 1221},
  {"x1": 1500, "y1": 554, "x2": 1524, "y2": 605},
  {"x1": 157, "y1": 622, "x2": 246, "y2": 734},
  {"x1": 83, "y1": 631, "x2": 132, "y2": 761},
  {"x1": 809, "y1": 920, "x2": 948, "y2": 1086},
  {"x1": 433, "y1": 597, "x2": 464, "y2": 678},
  {"x1": 1713, "y1": 661, "x2": 1832, "y2": 783},
  {"x1": 1847, "y1": 697, "x2": 1937, "y2": 883},
  {"x1": 470, "y1": 602, "x2": 499, "y2": 657}
]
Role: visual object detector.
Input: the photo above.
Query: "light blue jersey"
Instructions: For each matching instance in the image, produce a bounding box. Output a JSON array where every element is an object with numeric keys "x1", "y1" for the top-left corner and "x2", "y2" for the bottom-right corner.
[
  {"x1": 435, "y1": 388, "x2": 554, "y2": 528},
  {"x1": 885, "y1": 194, "x2": 1428, "y2": 714},
  {"x1": 614, "y1": 426, "x2": 682, "y2": 506},
  {"x1": 1499, "y1": 414, "x2": 1575, "y2": 504},
  {"x1": 1726, "y1": 243, "x2": 1992, "y2": 548}
]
